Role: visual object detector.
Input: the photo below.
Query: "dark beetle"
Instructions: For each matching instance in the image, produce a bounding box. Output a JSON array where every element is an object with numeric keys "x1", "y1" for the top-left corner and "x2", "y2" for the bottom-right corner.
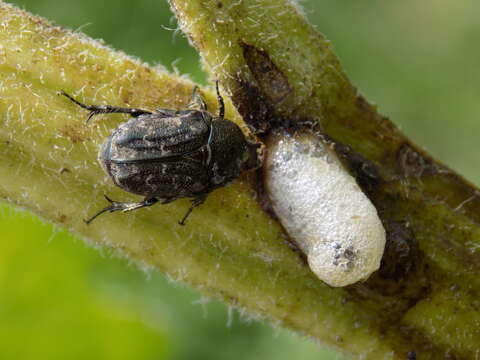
[{"x1": 61, "y1": 82, "x2": 262, "y2": 225}]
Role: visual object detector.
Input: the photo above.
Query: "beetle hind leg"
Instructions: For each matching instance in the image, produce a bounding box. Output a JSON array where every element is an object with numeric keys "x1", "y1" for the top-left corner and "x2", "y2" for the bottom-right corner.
[
  {"x1": 60, "y1": 91, "x2": 152, "y2": 122},
  {"x1": 84, "y1": 195, "x2": 158, "y2": 224},
  {"x1": 178, "y1": 195, "x2": 207, "y2": 226}
]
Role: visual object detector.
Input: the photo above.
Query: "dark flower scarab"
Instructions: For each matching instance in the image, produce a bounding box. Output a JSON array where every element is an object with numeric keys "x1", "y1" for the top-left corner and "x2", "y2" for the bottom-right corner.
[{"x1": 61, "y1": 82, "x2": 263, "y2": 225}]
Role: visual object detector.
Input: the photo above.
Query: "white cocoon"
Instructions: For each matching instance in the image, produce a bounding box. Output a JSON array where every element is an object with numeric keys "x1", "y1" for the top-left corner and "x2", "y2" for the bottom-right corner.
[{"x1": 264, "y1": 130, "x2": 386, "y2": 287}]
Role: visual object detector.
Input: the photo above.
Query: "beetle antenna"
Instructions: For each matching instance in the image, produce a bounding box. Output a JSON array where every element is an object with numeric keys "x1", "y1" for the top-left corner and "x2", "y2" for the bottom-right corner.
[{"x1": 215, "y1": 81, "x2": 225, "y2": 119}]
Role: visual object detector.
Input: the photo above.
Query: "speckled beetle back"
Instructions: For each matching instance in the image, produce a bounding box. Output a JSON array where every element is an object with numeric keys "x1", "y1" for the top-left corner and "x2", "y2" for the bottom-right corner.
[{"x1": 61, "y1": 82, "x2": 263, "y2": 225}]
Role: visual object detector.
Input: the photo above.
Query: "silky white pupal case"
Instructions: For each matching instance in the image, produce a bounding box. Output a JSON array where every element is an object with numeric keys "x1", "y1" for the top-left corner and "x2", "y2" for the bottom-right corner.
[{"x1": 264, "y1": 130, "x2": 386, "y2": 287}]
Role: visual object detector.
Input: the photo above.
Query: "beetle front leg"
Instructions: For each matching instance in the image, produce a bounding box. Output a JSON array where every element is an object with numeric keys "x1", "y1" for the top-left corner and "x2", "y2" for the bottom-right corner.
[
  {"x1": 178, "y1": 195, "x2": 207, "y2": 226},
  {"x1": 187, "y1": 86, "x2": 208, "y2": 111},
  {"x1": 84, "y1": 195, "x2": 158, "y2": 224},
  {"x1": 60, "y1": 91, "x2": 152, "y2": 122}
]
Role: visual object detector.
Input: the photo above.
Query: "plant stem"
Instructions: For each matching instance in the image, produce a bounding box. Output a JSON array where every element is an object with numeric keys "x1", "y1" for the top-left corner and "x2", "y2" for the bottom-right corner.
[
  {"x1": 169, "y1": 0, "x2": 480, "y2": 358},
  {"x1": 1, "y1": 1, "x2": 479, "y2": 358}
]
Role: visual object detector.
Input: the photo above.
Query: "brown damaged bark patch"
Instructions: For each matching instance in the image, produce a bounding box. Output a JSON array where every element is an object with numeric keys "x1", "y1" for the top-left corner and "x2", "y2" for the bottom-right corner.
[
  {"x1": 346, "y1": 221, "x2": 430, "y2": 311},
  {"x1": 343, "y1": 262, "x2": 446, "y2": 359},
  {"x1": 231, "y1": 76, "x2": 279, "y2": 133},
  {"x1": 230, "y1": 41, "x2": 296, "y2": 133},
  {"x1": 376, "y1": 180, "x2": 480, "y2": 278},
  {"x1": 327, "y1": 134, "x2": 382, "y2": 195},
  {"x1": 397, "y1": 142, "x2": 442, "y2": 178},
  {"x1": 343, "y1": 281, "x2": 439, "y2": 360},
  {"x1": 239, "y1": 41, "x2": 292, "y2": 104},
  {"x1": 379, "y1": 220, "x2": 419, "y2": 281}
]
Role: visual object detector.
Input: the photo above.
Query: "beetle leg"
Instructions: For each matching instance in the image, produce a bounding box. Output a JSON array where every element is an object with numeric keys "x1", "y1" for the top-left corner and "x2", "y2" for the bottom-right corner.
[
  {"x1": 60, "y1": 91, "x2": 152, "y2": 123},
  {"x1": 215, "y1": 80, "x2": 225, "y2": 119},
  {"x1": 187, "y1": 86, "x2": 208, "y2": 111},
  {"x1": 155, "y1": 108, "x2": 179, "y2": 117},
  {"x1": 84, "y1": 195, "x2": 158, "y2": 224},
  {"x1": 178, "y1": 195, "x2": 207, "y2": 226}
]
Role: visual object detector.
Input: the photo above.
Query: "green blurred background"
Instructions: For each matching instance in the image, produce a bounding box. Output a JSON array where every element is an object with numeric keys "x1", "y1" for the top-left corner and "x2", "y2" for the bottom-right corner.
[{"x1": 1, "y1": 0, "x2": 479, "y2": 359}]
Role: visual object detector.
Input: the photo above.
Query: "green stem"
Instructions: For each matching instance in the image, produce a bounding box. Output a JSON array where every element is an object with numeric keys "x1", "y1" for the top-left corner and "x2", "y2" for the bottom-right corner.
[
  {"x1": 169, "y1": 0, "x2": 480, "y2": 359},
  {"x1": 1, "y1": 1, "x2": 480, "y2": 359}
]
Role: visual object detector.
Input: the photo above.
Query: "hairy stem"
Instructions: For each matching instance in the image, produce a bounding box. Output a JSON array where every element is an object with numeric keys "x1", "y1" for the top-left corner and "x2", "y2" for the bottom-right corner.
[
  {"x1": 170, "y1": 0, "x2": 480, "y2": 359},
  {"x1": 1, "y1": 1, "x2": 479, "y2": 359}
]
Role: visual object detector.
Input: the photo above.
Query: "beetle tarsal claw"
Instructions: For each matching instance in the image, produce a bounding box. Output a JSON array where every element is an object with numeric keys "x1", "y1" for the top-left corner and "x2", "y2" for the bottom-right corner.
[
  {"x1": 104, "y1": 195, "x2": 114, "y2": 203},
  {"x1": 178, "y1": 197, "x2": 206, "y2": 226},
  {"x1": 83, "y1": 205, "x2": 114, "y2": 225},
  {"x1": 86, "y1": 111, "x2": 98, "y2": 123}
]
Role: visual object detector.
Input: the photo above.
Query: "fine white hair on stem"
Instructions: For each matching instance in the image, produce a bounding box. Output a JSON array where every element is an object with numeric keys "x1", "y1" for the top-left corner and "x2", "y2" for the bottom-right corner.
[{"x1": 264, "y1": 129, "x2": 386, "y2": 287}]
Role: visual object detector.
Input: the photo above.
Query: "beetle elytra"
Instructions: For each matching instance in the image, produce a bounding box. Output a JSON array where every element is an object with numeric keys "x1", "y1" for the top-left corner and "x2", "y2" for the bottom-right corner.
[{"x1": 61, "y1": 82, "x2": 262, "y2": 225}]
